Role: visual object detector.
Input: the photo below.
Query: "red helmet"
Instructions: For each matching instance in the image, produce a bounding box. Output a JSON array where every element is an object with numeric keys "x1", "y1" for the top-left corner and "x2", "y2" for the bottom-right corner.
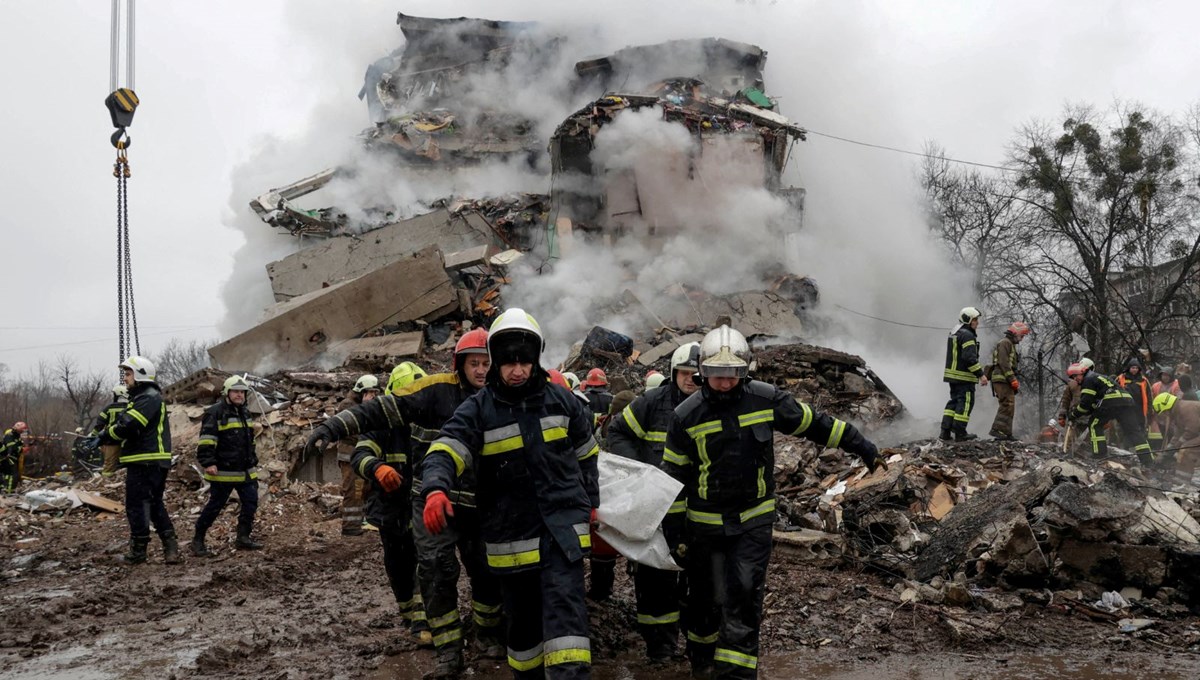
[
  {"x1": 455, "y1": 328, "x2": 489, "y2": 357},
  {"x1": 1066, "y1": 362, "x2": 1087, "y2": 379},
  {"x1": 13, "y1": 422, "x2": 28, "y2": 433},
  {"x1": 584, "y1": 368, "x2": 608, "y2": 387},
  {"x1": 547, "y1": 369, "x2": 570, "y2": 389},
  {"x1": 1007, "y1": 321, "x2": 1031, "y2": 338}
]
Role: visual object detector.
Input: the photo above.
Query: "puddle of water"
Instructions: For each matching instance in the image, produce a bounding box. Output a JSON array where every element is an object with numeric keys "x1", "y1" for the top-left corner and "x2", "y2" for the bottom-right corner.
[{"x1": 1, "y1": 645, "x2": 113, "y2": 680}]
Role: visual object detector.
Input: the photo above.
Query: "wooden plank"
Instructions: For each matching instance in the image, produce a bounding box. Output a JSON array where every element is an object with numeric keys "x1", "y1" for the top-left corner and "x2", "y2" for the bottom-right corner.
[{"x1": 73, "y1": 489, "x2": 124, "y2": 514}]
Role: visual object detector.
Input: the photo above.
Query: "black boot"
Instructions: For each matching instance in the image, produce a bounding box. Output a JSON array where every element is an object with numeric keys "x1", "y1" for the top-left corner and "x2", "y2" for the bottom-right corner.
[
  {"x1": 423, "y1": 648, "x2": 464, "y2": 680},
  {"x1": 190, "y1": 528, "x2": 212, "y2": 557},
  {"x1": 236, "y1": 530, "x2": 263, "y2": 550},
  {"x1": 939, "y1": 428, "x2": 953, "y2": 441},
  {"x1": 122, "y1": 536, "x2": 150, "y2": 565},
  {"x1": 162, "y1": 531, "x2": 183, "y2": 564}
]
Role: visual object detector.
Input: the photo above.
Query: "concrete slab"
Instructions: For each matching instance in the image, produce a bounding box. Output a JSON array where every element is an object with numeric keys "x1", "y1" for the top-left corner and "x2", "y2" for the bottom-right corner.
[{"x1": 210, "y1": 247, "x2": 456, "y2": 372}]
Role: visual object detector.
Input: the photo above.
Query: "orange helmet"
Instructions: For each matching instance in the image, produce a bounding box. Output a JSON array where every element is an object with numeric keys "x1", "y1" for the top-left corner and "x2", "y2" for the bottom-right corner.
[
  {"x1": 1007, "y1": 321, "x2": 1031, "y2": 338},
  {"x1": 584, "y1": 368, "x2": 608, "y2": 387},
  {"x1": 13, "y1": 422, "x2": 28, "y2": 433},
  {"x1": 454, "y1": 328, "x2": 489, "y2": 371},
  {"x1": 547, "y1": 369, "x2": 570, "y2": 389}
]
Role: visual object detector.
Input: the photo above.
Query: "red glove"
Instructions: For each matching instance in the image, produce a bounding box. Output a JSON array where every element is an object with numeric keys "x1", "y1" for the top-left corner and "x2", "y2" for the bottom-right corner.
[
  {"x1": 374, "y1": 465, "x2": 403, "y2": 493},
  {"x1": 423, "y1": 491, "x2": 454, "y2": 534},
  {"x1": 1010, "y1": 379, "x2": 1020, "y2": 393},
  {"x1": 589, "y1": 508, "x2": 618, "y2": 558}
]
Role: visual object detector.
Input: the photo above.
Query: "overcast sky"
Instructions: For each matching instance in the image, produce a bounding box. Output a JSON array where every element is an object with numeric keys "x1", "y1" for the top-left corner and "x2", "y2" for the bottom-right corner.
[{"x1": 3, "y1": 0, "x2": 1200, "y2": 385}]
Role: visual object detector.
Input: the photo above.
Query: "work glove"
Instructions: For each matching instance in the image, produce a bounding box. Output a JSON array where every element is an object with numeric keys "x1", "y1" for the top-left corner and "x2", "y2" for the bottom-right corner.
[
  {"x1": 303, "y1": 424, "x2": 334, "y2": 461},
  {"x1": 423, "y1": 490, "x2": 454, "y2": 534},
  {"x1": 868, "y1": 456, "x2": 889, "y2": 474},
  {"x1": 1010, "y1": 379, "x2": 1020, "y2": 394},
  {"x1": 669, "y1": 542, "x2": 688, "y2": 566},
  {"x1": 374, "y1": 465, "x2": 403, "y2": 493}
]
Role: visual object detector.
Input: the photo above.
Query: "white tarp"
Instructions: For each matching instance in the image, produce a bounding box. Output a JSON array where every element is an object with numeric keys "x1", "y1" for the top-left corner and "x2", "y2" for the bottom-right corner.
[{"x1": 595, "y1": 452, "x2": 684, "y2": 571}]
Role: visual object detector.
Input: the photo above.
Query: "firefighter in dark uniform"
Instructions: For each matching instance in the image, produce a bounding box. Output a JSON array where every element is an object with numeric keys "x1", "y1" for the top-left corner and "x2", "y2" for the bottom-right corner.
[
  {"x1": 422, "y1": 308, "x2": 599, "y2": 680},
  {"x1": 306, "y1": 329, "x2": 503, "y2": 678},
  {"x1": 606, "y1": 341, "x2": 701, "y2": 662},
  {"x1": 101, "y1": 356, "x2": 180, "y2": 565},
  {"x1": 1069, "y1": 362, "x2": 1154, "y2": 464},
  {"x1": 89, "y1": 386, "x2": 129, "y2": 477},
  {"x1": 987, "y1": 321, "x2": 1030, "y2": 441},
  {"x1": 191, "y1": 376, "x2": 262, "y2": 556},
  {"x1": 0, "y1": 422, "x2": 29, "y2": 493},
  {"x1": 941, "y1": 306, "x2": 986, "y2": 441},
  {"x1": 1118, "y1": 357, "x2": 1157, "y2": 449},
  {"x1": 582, "y1": 369, "x2": 614, "y2": 424},
  {"x1": 662, "y1": 326, "x2": 884, "y2": 680}
]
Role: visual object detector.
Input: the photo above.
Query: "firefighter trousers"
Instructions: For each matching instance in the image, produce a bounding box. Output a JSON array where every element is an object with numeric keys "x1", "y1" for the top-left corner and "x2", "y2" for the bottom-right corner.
[
  {"x1": 375, "y1": 505, "x2": 426, "y2": 631},
  {"x1": 0, "y1": 458, "x2": 16, "y2": 492},
  {"x1": 941, "y1": 382, "x2": 976, "y2": 435},
  {"x1": 990, "y1": 381, "x2": 1016, "y2": 437},
  {"x1": 126, "y1": 465, "x2": 175, "y2": 539},
  {"x1": 502, "y1": 536, "x2": 591, "y2": 680},
  {"x1": 101, "y1": 444, "x2": 121, "y2": 477},
  {"x1": 1089, "y1": 405, "x2": 1153, "y2": 463},
  {"x1": 411, "y1": 494, "x2": 503, "y2": 656},
  {"x1": 196, "y1": 480, "x2": 258, "y2": 536},
  {"x1": 588, "y1": 554, "x2": 617, "y2": 600},
  {"x1": 633, "y1": 563, "x2": 682, "y2": 659},
  {"x1": 338, "y1": 461, "x2": 366, "y2": 533},
  {"x1": 685, "y1": 522, "x2": 772, "y2": 680}
]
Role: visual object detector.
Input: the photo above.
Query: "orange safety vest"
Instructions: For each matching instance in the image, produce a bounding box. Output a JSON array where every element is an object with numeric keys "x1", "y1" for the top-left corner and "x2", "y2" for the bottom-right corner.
[{"x1": 1118, "y1": 374, "x2": 1150, "y2": 418}]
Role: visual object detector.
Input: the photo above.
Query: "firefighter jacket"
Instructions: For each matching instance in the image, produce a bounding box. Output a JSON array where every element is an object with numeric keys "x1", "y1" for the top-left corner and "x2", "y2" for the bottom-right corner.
[
  {"x1": 89, "y1": 400, "x2": 127, "y2": 436},
  {"x1": 584, "y1": 387, "x2": 614, "y2": 417},
  {"x1": 322, "y1": 373, "x2": 480, "y2": 504},
  {"x1": 662, "y1": 380, "x2": 878, "y2": 540},
  {"x1": 352, "y1": 428, "x2": 413, "y2": 520},
  {"x1": 1118, "y1": 372, "x2": 1151, "y2": 420},
  {"x1": 103, "y1": 382, "x2": 171, "y2": 467},
  {"x1": 1072, "y1": 373, "x2": 1133, "y2": 421},
  {"x1": 1160, "y1": 399, "x2": 1200, "y2": 448},
  {"x1": 944, "y1": 325, "x2": 983, "y2": 384},
  {"x1": 422, "y1": 380, "x2": 600, "y2": 573},
  {"x1": 196, "y1": 400, "x2": 257, "y2": 484},
  {"x1": 607, "y1": 383, "x2": 687, "y2": 466},
  {"x1": 989, "y1": 336, "x2": 1019, "y2": 382},
  {"x1": 1058, "y1": 380, "x2": 1081, "y2": 420},
  {"x1": 0, "y1": 429, "x2": 22, "y2": 464}
]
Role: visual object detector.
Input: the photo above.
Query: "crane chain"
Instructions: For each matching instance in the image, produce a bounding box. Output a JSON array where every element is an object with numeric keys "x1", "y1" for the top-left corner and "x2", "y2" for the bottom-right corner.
[{"x1": 114, "y1": 147, "x2": 139, "y2": 364}]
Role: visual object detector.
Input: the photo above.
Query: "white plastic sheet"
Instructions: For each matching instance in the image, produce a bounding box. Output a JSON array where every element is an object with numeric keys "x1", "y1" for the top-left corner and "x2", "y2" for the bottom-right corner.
[{"x1": 595, "y1": 452, "x2": 684, "y2": 571}]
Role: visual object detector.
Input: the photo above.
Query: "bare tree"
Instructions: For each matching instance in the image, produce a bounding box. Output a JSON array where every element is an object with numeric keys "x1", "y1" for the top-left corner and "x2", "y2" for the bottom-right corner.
[
  {"x1": 149, "y1": 338, "x2": 215, "y2": 387},
  {"x1": 56, "y1": 354, "x2": 108, "y2": 430}
]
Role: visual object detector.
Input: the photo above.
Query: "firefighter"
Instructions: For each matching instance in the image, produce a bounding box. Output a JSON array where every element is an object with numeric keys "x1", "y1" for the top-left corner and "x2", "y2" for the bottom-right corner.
[
  {"x1": 1069, "y1": 362, "x2": 1154, "y2": 464},
  {"x1": 645, "y1": 371, "x2": 667, "y2": 390},
  {"x1": 101, "y1": 356, "x2": 180, "y2": 565},
  {"x1": 1118, "y1": 357, "x2": 1156, "y2": 448},
  {"x1": 89, "y1": 386, "x2": 129, "y2": 477},
  {"x1": 335, "y1": 375, "x2": 382, "y2": 536},
  {"x1": 1, "y1": 421, "x2": 29, "y2": 493},
  {"x1": 1152, "y1": 393, "x2": 1200, "y2": 485},
  {"x1": 421, "y1": 308, "x2": 599, "y2": 680},
  {"x1": 305, "y1": 329, "x2": 504, "y2": 678},
  {"x1": 987, "y1": 321, "x2": 1030, "y2": 441},
  {"x1": 662, "y1": 326, "x2": 883, "y2": 680},
  {"x1": 607, "y1": 341, "x2": 701, "y2": 662},
  {"x1": 1153, "y1": 367, "x2": 1181, "y2": 398},
  {"x1": 941, "y1": 307, "x2": 986, "y2": 441},
  {"x1": 190, "y1": 377, "x2": 261, "y2": 555},
  {"x1": 388, "y1": 361, "x2": 428, "y2": 393},
  {"x1": 582, "y1": 368, "x2": 614, "y2": 423}
]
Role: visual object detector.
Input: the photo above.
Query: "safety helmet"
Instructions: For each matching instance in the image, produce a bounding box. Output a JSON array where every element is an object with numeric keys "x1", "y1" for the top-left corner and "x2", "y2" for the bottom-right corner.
[
  {"x1": 547, "y1": 369, "x2": 570, "y2": 389},
  {"x1": 959, "y1": 307, "x2": 982, "y2": 324},
  {"x1": 353, "y1": 374, "x2": 381, "y2": 394},
  {"x1": 645, "y1": 373, "x2": 667, "y2": 389},
  {"x1": 562, "y1": 372, "x2": 581, "y2": 390},
  {"x1": 1066, "y1": 363, "x2": 1087, "y2": 379},
  {"x1": 13, "y1": 421, "x2": 29, "y2": 434},
  {"x1": 387, "y1": 362, "x2": 427, "y2": 393},
  {"x1": 222, "y1": 375, "x2": 251, "y2": 396},
  {"x1": 1006, "y1": 321, "x2": 1031, "y2": 338},
  {"x1": 454, "y1": 329, "x2": 489, "y2": 358},
  {"x1": 1078, "y1": 358, "x2": 1095, "y2": 371},
  {"x1": 584, "y1": 368, "x2": 608, "y2": 387},
  {"x1": 112, "y1": 385, "x2": 129, "y2": 400},
  {"x1": 119, "y1": 355, "x2": 157, "y2": 383},
  {"x1": 699, "y1": 325, "x2": 750, "y2": 378},
  {"x1": 1153, "y1": 392, "x2": 1178, "y2": 415},
  {"x1": 488, "y1": 308, "x2": 544, "y2": 366},
  {"x1": 670, "y1": 342, "x2": 702, "y2": 375}
]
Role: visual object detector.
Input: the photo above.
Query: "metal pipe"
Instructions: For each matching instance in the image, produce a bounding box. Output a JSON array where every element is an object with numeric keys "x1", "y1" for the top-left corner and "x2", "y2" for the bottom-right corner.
[{"x1": 109, "y1": 0, "x2": 120, "y2": 91}]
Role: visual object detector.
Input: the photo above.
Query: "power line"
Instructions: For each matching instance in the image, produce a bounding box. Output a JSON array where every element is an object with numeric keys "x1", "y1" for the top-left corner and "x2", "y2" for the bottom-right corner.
[
  {"x1": 0, "y1": 326, "x2": 214, "y2": 353},
  {"x1": 0, "y1": 324, "x2": 215, "y2": 331},
  {"x1": 805, "y1": 128, "x2": 1015, "y2": 172},
  {"x1": 833, "y1": 304, "x2": 1009, "y2": 331}
]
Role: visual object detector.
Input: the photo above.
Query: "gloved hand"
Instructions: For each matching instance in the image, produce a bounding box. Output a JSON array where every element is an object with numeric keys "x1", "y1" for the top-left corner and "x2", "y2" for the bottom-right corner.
[
  {"x1": 869, "y1": 456, "x2": 889, "y2": 474},
  {"x1": 374, "y1": 465, "x2": 403, "y2": 493},
  {"x1": 669, "y1": 542, "x2": 688, "y2": 566},
  {"x1": 1010, "y1": 379, "x2": 1020, "y2": 394},
  {"x1": 590, "y1": 508, "x2": 599, "y2": 528},
  {"x1": 423, "y1": 490, "x2": 454, "y2": 534},
  {"x1": 304, "y1": 424, "x2": 334, "y2": 461}
]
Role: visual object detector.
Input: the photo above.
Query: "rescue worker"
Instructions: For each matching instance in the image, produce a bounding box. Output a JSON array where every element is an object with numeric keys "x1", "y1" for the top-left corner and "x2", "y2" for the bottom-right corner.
[
  {"x1": 1068, "y1": 362, "x2": 1154, "y2": 464},
  {"x1": 662, "y1": 326, "x2": 883, "y2": 680},
  {"x1": 562, "y1": 372, "x2": 581, "y2": 392},
  {"x1": 100, "y1": 356, "x2": 180, "y2": 565},
  {"x1": 1179, "y1": 374, "x2": 1200, "y2": 401},
  {"x1": 1118, "y1": 357, "x2": 1155, "y2": 447},
  {"x1": 1, "y1": 422, "x2": 29, "y2": 493},
  {"x1": 388, "y1": 361, "x2": 428, "y2": 394},
  {"x1": 305, "y1": 330, "x2": 504, "y2": 678},
  {"x1": 337, "y1": 375, "x2": 382, "y2": 536},
  {"x1": 89, "y1": 386, "x2": 129, "y2": 477},
  {"x1": 1152, "y1": 393, "x2": 1200, "y2": 485},
  {"x1": 422, "y1": 308, "x2": 599, "y2": 680},
  {"x1": 607, "y1": 342, "x2": 701, "y2": 662},
  {"x1": 987, "y1": 321, "x2": 1030, "y2": 441},
  {"x1": 941, "y1": 307, "x2": 986, "y2": 441},
  {"x1": 191, "y1": 377, "x2": 261, "y2": 555},
  {"x1": 645, "y1": 371, "x2": 667, "y2": 390},
  {"x1": 583, "y1": 368, "x2": 614, "y2": 425},
  {"x1": 1153, "y1": 367, "x2": 1181, "y2": 398}
]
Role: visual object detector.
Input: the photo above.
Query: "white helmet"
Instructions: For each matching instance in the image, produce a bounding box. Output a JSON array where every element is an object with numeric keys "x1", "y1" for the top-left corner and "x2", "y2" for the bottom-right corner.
[
  {"x1": 353, "y1": 374, "x2": 381, "y2": 393},
  {"x1": 699, "y1": 325, "x2": 750, "y2": 379},
  {"x1": 1078, "y1": 358, "x2": 1095, "y2": 371},
  {"x1": 646, "y1": 373, "x2": 667, "y2": 389},
  {"x1": 670, "y1": 342, "x2": 702, "y2": 375},
  {"x1": 562, "y1": 372, "x2": 580, "y2": 390},
  {"x1": 959, "y1": 306, "x2": 982, "y2": 324},
  {"x1": 488, "y1": 308, "x2": 544, "y2": 365},
  {"x1": 113, "y1": 385, "x2": 129, "y2": 401},
  {"x1": 119, "y1": 356, "x2": 157, "y2": 383}
]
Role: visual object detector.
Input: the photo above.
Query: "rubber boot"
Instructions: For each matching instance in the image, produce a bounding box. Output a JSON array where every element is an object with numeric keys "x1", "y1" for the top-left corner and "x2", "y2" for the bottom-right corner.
[
  {"x1": 162, "y1": 531, "x2": 183, "y2": 564},
  {"x1": 475, "y1": 632, "x2": 505, "y2": 660},
  {"x1": 236, "y1": 530, "x2": 263, "y2": 550},
  {"x1": 190, "y1": 529, "x2": 212, "y2": 557},
  {"x1": 122, "y1": 536, "x2": 150, "y2": 565},
  {"x1": 938, "y1": 428, "x2": 952, "y2": 441},
  {"x1": 422, "y1": 647, "x2": 464, "y2": 680}
]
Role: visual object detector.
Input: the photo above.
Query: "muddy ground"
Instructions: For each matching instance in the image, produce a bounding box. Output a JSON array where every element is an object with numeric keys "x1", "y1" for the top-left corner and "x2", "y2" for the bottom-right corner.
[{"x1": 3, "y1": 475, "x2": 1200, "y2": 680}]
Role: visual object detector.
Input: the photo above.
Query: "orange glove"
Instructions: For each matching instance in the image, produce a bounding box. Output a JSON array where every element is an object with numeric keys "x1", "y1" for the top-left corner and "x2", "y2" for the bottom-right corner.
[
  {"x1": 1010, "y1": 379, "x2": 1020, "y2": 393},
  {"x1": 374, "y1": 465, "x2": 403, "y2": 493},
  {"x1": 423, "y1": 491, "x2": 454, "y2": 534}
]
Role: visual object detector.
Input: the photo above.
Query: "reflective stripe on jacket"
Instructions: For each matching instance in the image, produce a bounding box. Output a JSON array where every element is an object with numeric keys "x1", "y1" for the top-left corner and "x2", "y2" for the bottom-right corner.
[
  {"x1": 1072, "y1": 373, "x2": 1132, "y2": 421},
  {"x1": 606, "y1": 383, "x2": 685, "y2": 466},
  {"x1": 990, "y1": 336, "x2": 1018, "y2": 382},
  {"x1": 197, "y1": 400, "x2": 256, "y2": 483},
  {"x1": 944, "y1": 325, "x2": 983, "y2": 383},
  {"x1": 107, "y1": 382, "x2": 172, "y2": 466}
]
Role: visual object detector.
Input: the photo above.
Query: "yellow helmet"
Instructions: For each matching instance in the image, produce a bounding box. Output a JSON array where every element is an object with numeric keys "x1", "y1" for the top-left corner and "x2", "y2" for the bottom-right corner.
[
  {"x1": 1152, "y1": 392, "x2": 1178, "y2": 415},
  {"x1": 387, "y1": 362, "x2": 427, "y2": 394}
]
